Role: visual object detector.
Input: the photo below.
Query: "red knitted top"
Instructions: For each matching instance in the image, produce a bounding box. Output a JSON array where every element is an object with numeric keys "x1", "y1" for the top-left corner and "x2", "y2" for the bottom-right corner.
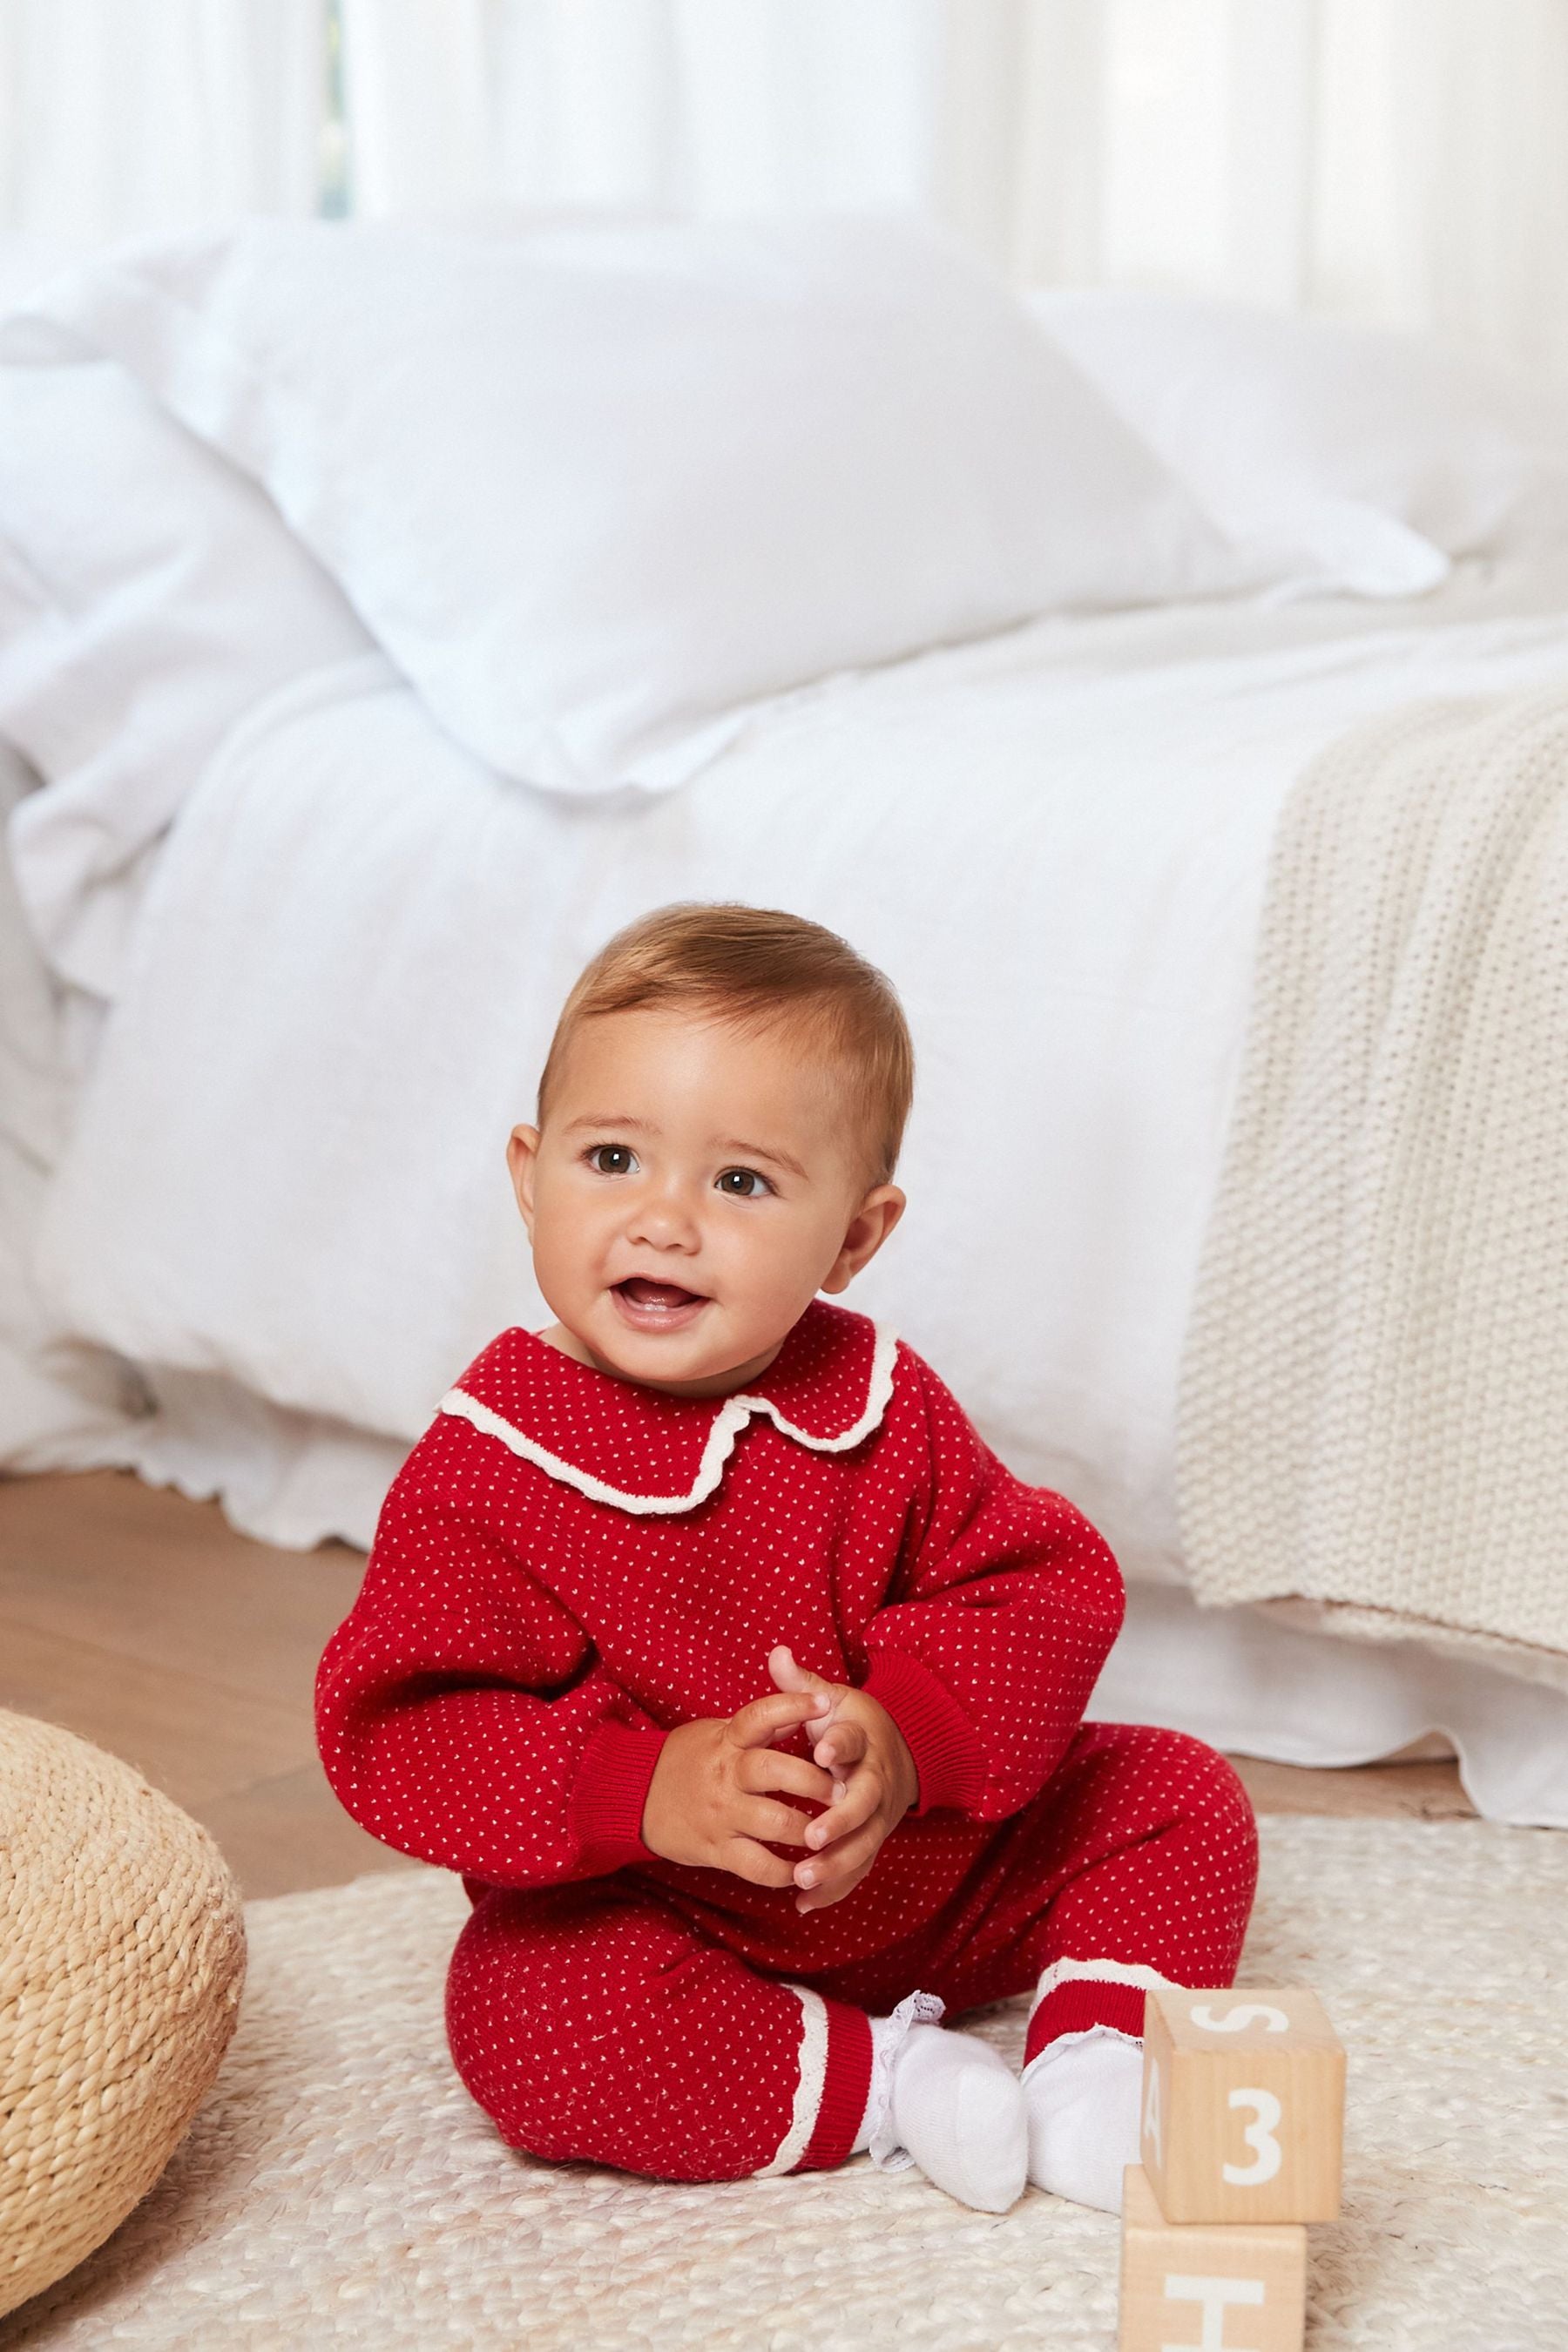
[{"x1": 314, "y1": 1297, "x2": 1126, "y2": 1959}]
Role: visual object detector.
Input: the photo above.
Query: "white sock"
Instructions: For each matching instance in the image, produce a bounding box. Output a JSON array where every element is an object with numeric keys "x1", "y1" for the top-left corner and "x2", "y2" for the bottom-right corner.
[
  {"x1": 1020, "y1": 2025, "x2": 1145, "y2": 2214},
  {"x1": 850, "y1": 1994, "x2": 1027, "y2": 2214}
]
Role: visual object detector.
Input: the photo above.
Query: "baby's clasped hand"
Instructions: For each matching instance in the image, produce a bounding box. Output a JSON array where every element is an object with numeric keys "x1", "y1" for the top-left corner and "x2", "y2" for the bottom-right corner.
[
  {"x1": 639, "y1": 1686, "x2": 839, "y2": 1886},
  {"x1": 767, "y1": 1644, "x2": 918, "y2": 1915},
  {"x1": 636, "y1": 1649, "x2": 919, "y2": 1911}
]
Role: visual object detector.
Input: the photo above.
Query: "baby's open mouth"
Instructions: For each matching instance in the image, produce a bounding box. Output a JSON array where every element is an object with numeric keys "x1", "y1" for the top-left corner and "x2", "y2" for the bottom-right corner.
[{"x1": 611, "y1": 1279, "x2": 709, "y2": 1335}]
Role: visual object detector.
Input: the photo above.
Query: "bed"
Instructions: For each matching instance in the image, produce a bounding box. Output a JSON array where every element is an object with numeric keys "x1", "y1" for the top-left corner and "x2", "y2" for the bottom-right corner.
[{"x1": 4, "y1": 211, "x2": 1567, "y2": 1827}]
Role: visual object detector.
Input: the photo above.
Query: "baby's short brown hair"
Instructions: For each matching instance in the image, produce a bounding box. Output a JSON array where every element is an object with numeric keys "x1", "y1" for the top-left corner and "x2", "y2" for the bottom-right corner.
[{"x1": 537, "y1": 902, "x2": 914, "y2": 1196}]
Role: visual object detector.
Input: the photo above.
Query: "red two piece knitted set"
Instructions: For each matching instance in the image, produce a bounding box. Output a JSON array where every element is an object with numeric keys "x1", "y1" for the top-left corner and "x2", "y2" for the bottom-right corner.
[{"x1": 315, "y1": 1298, "x2": 1258, "y2": 2181}]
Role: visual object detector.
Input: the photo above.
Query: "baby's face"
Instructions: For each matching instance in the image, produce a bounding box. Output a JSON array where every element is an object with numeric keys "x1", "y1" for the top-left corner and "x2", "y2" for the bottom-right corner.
[{"x1": 507, "y1": 1009, "x2": 904, "y2": 1396}]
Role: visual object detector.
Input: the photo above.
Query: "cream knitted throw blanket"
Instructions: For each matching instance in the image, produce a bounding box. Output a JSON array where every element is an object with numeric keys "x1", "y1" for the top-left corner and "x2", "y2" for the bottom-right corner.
[{"x1": 1176, "y1": 681, "x2": 1568, "y2": 1692}]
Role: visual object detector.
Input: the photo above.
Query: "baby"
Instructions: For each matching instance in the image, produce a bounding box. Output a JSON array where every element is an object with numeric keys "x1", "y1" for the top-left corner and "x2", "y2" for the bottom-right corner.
[{"x1": 315, "y1": 901, "x2": 1259, "y2": 2213}]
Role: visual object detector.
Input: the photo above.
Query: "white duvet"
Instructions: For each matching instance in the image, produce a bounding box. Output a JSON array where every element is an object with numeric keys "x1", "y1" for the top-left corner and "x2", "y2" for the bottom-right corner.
[{"x1": 25, "y1": 586, "x2": 1568, "y2": 1596}]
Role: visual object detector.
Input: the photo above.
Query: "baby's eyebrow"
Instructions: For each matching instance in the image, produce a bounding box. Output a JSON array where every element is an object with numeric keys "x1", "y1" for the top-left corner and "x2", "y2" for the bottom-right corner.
[
  {"x1": 714, "y1": 1136, "x2": 809, "y2": 1181},
  {"x1": 561, "y1": 1113, "x2": 652, "y2": 1135}
]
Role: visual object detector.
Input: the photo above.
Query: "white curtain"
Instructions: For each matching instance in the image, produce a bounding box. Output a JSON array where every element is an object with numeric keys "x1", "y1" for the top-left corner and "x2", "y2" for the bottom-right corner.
[
  {"x1": 1311, "y1": 0, "x2": 1568, "y2": 374},
  {"x1": 0, "y1": 0, "x2": 325, "y2": 240},
  {"x1": 4, "y1": 0, "x2": 1568, "y2": 374},
  {"x1": 336, "y1": 0, "x2": 943, "y2": 222},
  {"x1": 336, "y1": 0, "x2": 1568, "y2": 375}
]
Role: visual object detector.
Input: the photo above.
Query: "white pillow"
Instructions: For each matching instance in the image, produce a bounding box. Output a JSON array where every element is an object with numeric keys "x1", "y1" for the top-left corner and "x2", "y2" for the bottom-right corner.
[
  {"x1": 7, "y1": 213, "x2": 1249, "y2": 798},
  {"x1": 0, "y1": 231, "x2": 89, "y2": 313},
  {"x1": 0, "y1": 356, "x2": 375, "y2": 997},
  {"x1": 1027, "y1": 287, "x2": 1568, "y2": 599}
]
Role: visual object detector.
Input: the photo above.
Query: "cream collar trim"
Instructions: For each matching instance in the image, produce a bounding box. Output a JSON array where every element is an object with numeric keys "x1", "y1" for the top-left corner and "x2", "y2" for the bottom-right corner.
[{"x1": 436, "y1": 1318, "x2": 899, "y2": 1517}]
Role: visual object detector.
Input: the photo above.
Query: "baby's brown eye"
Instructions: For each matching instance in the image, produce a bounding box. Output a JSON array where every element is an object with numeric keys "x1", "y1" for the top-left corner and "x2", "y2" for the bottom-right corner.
[
  {"x1": 587, "y1": 1145, "x2": 636, "y2": 1176},
  {"x1": 718, "y1": 1167, "x2": 770, "y2": 1198}
]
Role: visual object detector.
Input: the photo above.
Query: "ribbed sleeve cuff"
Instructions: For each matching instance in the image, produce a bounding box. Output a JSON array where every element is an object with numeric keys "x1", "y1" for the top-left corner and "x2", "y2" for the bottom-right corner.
[
  {"x1": 860, "y1": 1646, "x2": 987, "y2": 1815},
  {"x1": 567, "y1": 1717, "x2": 669, "y2": 1874}
]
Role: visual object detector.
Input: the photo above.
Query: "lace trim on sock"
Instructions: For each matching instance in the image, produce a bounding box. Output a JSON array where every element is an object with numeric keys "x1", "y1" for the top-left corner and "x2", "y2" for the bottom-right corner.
[
  {"x1": 865, "y1": 1989, "x2": 947, "y2": 2173},
  {"x1": 1019, "y1": 2019, "x2": 1141, "y2": 2087}
]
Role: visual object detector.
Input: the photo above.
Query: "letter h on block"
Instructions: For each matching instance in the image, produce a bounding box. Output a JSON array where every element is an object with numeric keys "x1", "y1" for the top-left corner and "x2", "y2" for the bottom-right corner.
[{"x1": 1119, "y1": 2164, "x2": 1307, "y2": 2352}]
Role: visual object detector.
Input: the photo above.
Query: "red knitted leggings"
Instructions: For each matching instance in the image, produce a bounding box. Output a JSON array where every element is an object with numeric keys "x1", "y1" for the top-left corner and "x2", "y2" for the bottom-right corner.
[{"x1": 444, "y1": 1720, "x2": 1258, "y2": 2183}]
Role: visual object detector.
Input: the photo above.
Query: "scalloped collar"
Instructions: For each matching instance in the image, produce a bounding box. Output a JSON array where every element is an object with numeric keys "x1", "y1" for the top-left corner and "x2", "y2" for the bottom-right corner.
[{"x1": 436, "y1": 1296, "x2": 899, "y2": 1516}]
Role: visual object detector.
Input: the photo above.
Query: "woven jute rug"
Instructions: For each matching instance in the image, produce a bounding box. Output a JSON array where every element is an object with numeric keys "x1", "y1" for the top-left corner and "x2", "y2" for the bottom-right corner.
[{"x1": 3, "y1": 1816, "x2": 1564, "y2": 2350}]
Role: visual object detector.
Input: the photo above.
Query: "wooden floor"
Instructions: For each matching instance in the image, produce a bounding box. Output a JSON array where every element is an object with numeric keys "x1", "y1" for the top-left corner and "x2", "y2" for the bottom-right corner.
[{"x1": 0, "y1": 1465, "x2": 1478, "y2": 1901}]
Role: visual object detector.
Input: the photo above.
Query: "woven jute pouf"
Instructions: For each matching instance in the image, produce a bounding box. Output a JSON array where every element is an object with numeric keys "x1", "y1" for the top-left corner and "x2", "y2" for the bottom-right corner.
[{"x1": 0, "y1": 1709, "x2": 247, "y2": 2318}]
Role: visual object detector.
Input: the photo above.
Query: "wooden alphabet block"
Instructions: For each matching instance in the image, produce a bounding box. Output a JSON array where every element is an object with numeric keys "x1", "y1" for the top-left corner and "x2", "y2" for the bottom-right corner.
[
  {"x1": 1119, "y1": 2164, "x2": 1306, "y2": 2352},
  {"x1": 1139, "y1": 1984, "x2": 1344, "y2": 2225}
]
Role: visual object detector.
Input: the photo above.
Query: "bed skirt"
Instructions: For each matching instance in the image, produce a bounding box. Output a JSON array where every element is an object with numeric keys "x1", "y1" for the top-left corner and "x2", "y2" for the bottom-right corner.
[{"x1": 1091, "y1": 1579, "x2": 1568, "y2": 1829}]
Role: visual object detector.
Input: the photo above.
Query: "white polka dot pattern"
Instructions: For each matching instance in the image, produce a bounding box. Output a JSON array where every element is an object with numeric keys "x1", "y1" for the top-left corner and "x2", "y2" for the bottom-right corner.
[{"x1": 314, "y1": 1297, "x2": 1260, "y2": 2181}]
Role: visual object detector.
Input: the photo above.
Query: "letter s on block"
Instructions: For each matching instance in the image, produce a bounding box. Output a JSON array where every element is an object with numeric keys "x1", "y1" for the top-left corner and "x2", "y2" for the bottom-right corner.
[
  {"x1": 1223, "y1": 2088, "x2": 1283, "y2": 2186},
  {"x1": 1190, "y1": 2000, "x2": 1290, "y2": 2034}
]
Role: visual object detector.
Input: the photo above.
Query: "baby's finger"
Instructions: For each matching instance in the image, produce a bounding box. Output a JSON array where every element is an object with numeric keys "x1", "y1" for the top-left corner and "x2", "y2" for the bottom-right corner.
[
  {"x1": 736, "y1": 1795, "x2": 815, "y2": 1848},
  {"x1": 740, "y1": 1748, "x2": 837, "y2": 1808},
  {"x1": 795, "y1": 1813, "x2": 882, "y2": 1889},
  {"x1": 795, "y1": 1862, "x2": 873, "y2": 1915},
  {"x1": 723, "y1": 1836, "x2": 800, "y2": 1891},
  {"x1": 793, "y1": 1821, "x2": 883, "y2": 1910},
  {"x1": 800, "y1": 1765, "x2": 878, "y2": 1850},
  {"x1": 812, "y1": 1716, "x2": 868, "y2": 1774},
  {"x1": 727, "y1": 1689, "x2": 833, "y2": 1750},
  {"x1": 767, "y1": 1644, "x2": 842, "y2": 1706}
]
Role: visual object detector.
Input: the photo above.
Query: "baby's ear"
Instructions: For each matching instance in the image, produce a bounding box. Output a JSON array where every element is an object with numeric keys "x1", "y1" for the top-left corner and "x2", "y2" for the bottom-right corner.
[
  {"x1": 824, "y1": 1182, "x2": 907, "y2": 1291},
  {"x1": 506, "y1": 1124, "x2": 542, "y2": 1229}
]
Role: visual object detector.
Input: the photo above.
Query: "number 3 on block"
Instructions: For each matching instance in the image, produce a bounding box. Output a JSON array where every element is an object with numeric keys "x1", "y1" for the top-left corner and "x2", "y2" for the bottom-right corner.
[
  {"x1": 1224, "y1": 2085, "x2": 1283, "y2": 2185},
  {"x1": 1138, "y1": 1984, "x2": 1345, "y2": 2225}
]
